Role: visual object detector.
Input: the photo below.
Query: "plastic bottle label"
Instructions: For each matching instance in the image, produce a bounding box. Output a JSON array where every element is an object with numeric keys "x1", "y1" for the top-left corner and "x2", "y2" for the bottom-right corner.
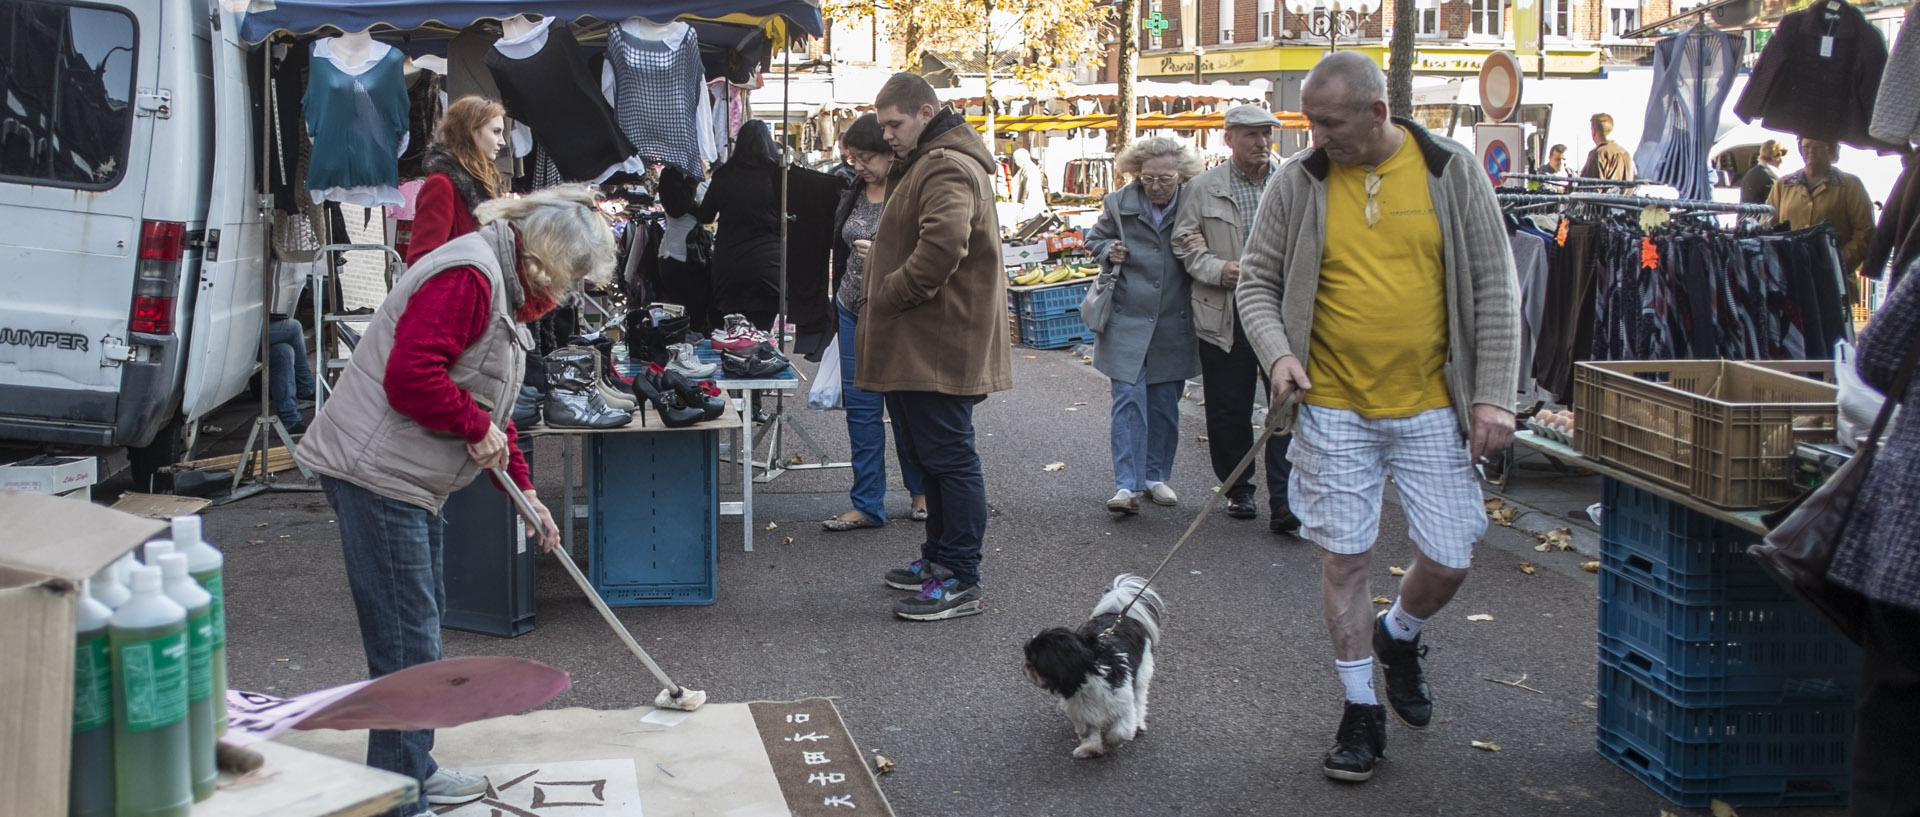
[
  {"x1": 117, "y1": 632, "x2": 188, "y2": 731},
  {"x1": 187, "y1": 610, "x2": 212, "y2": 701},
  {"x1": 198, "y1": 572, "x2": 226, "y2": 651},
  {"x1": 74, "y1": 634, "x2": 112, "y2": 731}
]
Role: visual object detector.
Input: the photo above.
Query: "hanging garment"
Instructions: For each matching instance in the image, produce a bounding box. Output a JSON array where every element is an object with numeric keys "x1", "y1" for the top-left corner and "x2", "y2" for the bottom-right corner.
[
  {"x1": 1735, "y1": 0, "x2": 1898, "y2": 150},
  {"x1": 397, "y1": 67, "x2": 442, "y2": 179},
  {"x1": 1635, "y1": 27, "x2": 1742, "y2": 201},
  {"x1": 303, "y1": 38, "x2": 410, "y2": 207},
  {"x1": 602, "y1": 22, "x2": 714, "y2": 179},
  {"x1": 252, "y1": 43, "x2": 310, "y2": 214},
  {"x1": 695, "y1": 123, "x2": 783, "y2": 318},
  {"x1": 1866, "y1": 154, "x2": 1920, "y2": 280},
  {"x1": 784, "y1": 164, "x2": 847, "y2": 359},
  {"x1": 1509, "y1": 230, "x2": 1550, "y2": 396},
  {"x1": 1871, "y1": 6, "x2": 1920, "y2": 146},
  {"x1": 1533, "y1": 222, "x2": 1601, "y2": 405},
  {"x1": 445, "y1": 24, "x2": 520, "y2": 179},
  {"x1": 485, "y1": 18, "x2": 637, "y2": 183}
]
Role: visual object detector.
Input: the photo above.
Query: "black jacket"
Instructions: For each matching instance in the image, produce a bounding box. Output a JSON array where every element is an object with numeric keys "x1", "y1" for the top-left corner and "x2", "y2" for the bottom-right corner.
[{"x1": 1735, "y1": 0, "x2": 1898, "y2": 150}]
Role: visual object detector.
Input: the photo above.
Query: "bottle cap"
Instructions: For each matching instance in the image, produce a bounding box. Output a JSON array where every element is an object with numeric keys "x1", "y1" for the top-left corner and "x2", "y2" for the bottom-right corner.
[
  {"x1": 158, "y1": 552, "x2": 189, "y2": 579},
  {"x1": 144, "y1": 540, "x2": 175, "y2": 563},
  {"x1": 129, "y1": 565, "x2": 162, "y2": 593},
  {"x1": 171, "y1": 515, "x2": 203, "y2": 545}
]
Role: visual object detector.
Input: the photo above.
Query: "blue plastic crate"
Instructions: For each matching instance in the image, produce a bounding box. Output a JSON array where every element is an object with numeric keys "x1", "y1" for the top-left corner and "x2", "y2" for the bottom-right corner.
[
  {"x1": 1596, "y1": 663, "x2": 1852, "y2": 808},
  {"x1": 1601, "y1": 479, "x2": 1760, "y2": 603},
  {"x1": 1012, "y1": 280, "x2": 1094, "y2": 320},
  {"x1": 1019, "y1": 312, "x2": 1095, "y2": 349},
  {"x1": 1598, "y1": 566, "x2": 1859, "y2": 706},
  {"x1": 587, "y1": 430, "x2": 719, "y2": 606}
]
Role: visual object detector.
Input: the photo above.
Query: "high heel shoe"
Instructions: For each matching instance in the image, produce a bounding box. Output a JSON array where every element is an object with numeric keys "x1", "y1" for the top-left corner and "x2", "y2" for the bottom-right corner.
[{"x1": 651, "y1": 367, "x2": 727, "y2": 422}]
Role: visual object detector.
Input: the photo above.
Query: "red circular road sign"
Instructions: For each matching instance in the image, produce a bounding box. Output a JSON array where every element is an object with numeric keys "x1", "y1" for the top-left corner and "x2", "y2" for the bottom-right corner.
[{"x1": 1479, "y1": 51, "x2": 1522, "y2": 124}]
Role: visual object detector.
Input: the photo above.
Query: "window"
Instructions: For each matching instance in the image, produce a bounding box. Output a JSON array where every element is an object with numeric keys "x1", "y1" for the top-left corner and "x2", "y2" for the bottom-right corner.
[
  {"x1": 1259, "y1": 9, "x2": 1273, "y2": 38},
  {"x1": 1609, "y1": 6, "x2": 1639, "y2": 36},
  {"x1": 1541, "y1": 0, "x2": 1569, "y2": 36},
  {"x1": 1414, "y1": 4, "x2": 1441, "y2": 34},
  {"x1": 1219, "y1": 0, "x2": 1234, "y2": 43},
  {"x1": 1471, "y1": 0, "x2": 1507, "y2": 35},
  {"x1": 0, "y1": 1, "x2": 137, "y2": 188}
]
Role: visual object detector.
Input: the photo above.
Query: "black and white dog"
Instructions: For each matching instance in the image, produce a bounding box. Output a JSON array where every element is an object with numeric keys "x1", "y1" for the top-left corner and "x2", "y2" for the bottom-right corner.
[{"x1": 1023, "y1": 574, "x2": 1165, "y2": 758}]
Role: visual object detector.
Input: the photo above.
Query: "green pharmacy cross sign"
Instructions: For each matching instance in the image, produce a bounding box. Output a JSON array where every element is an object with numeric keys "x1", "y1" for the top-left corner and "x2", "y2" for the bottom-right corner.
[{"x1": 1145, "y1": 11, "x2": 1170, "y2": 36}]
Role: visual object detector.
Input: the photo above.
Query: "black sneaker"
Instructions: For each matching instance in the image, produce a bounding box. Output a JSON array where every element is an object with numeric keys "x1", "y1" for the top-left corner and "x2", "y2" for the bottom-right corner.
[
  {"x1": 1372, "y1": 612, "x2": 1433, "y2": 728},
  {"x1": 884, "y1": 557, "x2": 954, "y2": 591},
  {"x1": 894, "y1": 578, "x2": 984, "y2": 621},
  {"x1": 1269, "y1": 501, "x2": 1301, "y2": 534},
  {"x1": 1225, "y1": 494, "x2": 1257, "y2": 519},
  {"x1": 1323, "y1": 702, "x2": 1387, "y2": 782}
]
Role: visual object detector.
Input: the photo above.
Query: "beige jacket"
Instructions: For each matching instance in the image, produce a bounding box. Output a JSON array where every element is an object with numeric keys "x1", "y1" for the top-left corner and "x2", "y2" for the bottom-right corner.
[
  {"x1": 1172, "y1": 159, "x2": 1273, "y2": 352},
  {"x1": 1236, "y1": 119, "x2": 1522, "y2": 438},
  {"x1": 296, "y1": 222, "x2": 533, "y2": 511}
]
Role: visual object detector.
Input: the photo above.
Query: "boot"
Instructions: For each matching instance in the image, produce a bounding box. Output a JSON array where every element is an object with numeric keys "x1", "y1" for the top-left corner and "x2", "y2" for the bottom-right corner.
[
  {"x1": 542, "y1": 348, "x2": 633, "y2": 430},
  {"x1": 626, "y1": 361, "x2": 706, "y2": 428},
  {"x1": 654, "y1": 367, "x2": 727, "y2": 422}
]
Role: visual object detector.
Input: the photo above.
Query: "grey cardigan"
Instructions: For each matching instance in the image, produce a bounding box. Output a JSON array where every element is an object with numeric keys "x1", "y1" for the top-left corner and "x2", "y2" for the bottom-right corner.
[{"x1": 1236, "y1": 118, "x2": 1522, "y2": 438}]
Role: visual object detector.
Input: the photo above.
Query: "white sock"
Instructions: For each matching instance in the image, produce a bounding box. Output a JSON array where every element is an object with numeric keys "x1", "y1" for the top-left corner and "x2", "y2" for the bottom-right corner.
[
  {"x1": 1336, "y1": 658, "x2": 1377, "y2": 705},
  {"x1": 1386, "y1": 598, "x2": 1427, "y2": 642}
]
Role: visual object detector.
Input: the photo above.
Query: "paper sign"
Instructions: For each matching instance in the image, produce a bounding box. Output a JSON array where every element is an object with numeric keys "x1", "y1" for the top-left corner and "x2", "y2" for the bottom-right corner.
[
  {"x1": 222, "y1": 657, "x2": 570, "y2": 746},
  {"x1": 439, "y1": 760, "x2": 644, "y2": 817}
]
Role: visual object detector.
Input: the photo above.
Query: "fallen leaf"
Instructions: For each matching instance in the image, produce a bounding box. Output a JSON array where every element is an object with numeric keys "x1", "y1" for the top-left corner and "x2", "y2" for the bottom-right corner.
[
  {"x1": 247, "y1": 539, "x2": 265, "y2": 545},
  {"x1": 789, "y1": 455, "x2": 804, "y2": 465},
  {"x1": 780, "y1": 537, "x2": 794, "y2": 546},
  {"x1": 1545, "y1": 527, "x2": 1574, "y2": 550},
  {"x1": 1710, "y1": 800, "x2": 1739, "y2": 817},
  {"x1": 1467, "y1": 614, "x2": 1495, "y2": 622},
  {"x1": 1372, "y1": 595, "x2": 1392, "y2": 604},
  {"x1": 1196, "y1": 435, "x2": 1209, "y2": 442},
  {"x1": 1042, "y1": 462, "x2": 1065, "y2": 472},
  {"x1": 1023, "y1": 355, "x2": 1037, "y2": 359},
  {"x1": 275, "y1": 658, "x2": 289, "y2": 663},
  {"x1": 765, "y1": 522, "x2": 778, "y2": 531},
  {"x1": 1470, "y1": 740, "x2": 1501, "y2": 752},
  {"x1": 1065, "y1": 407, "x2": 1078, "y2": 411},
  {"x1": 1580, "y1": 560, "x2": 1600, "y2": 573},
  {"x1": 254, "y1": 522, "x2": 269, "y2": 528},
  {"x1": 1387, "y1": 566, "x2": 1406, "y2": 577},
  {"x1": 1489, "y1": 506, "x2": 1520, "y2": 526},
  {"x1": 1072, "y1": 401, "x2": 1088, "y2": 406},
  {"x1": 873, "y1": 754, "x2": 896, "y2": 774},
  {"x1": 1518, "y1": 562, "x2": 1536, "y2": 575},
  {"x1": 1484, "y1": 498, "x2": 1506, "y2": 512},
  {"x1": 278, "y1": 534, "x2": 291, "y2": 539},
  {"x1": 1534, "y1": 541, "x2": 1552, "y2": 552}
]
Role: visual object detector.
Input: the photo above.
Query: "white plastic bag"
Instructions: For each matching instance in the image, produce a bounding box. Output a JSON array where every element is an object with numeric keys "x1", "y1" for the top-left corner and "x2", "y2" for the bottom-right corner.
[
  {"x1": 1835, "y1": 340, "x2": 1885, "y2": 450},
  {"x1": 808, "y1": 335, "x2": 843, "y2": 411}
]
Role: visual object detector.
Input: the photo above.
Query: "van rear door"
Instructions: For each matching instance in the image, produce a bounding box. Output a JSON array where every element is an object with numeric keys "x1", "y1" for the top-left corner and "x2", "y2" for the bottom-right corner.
[{"x1": 0, "y1": 0, "x2": 158, "y2": 444}]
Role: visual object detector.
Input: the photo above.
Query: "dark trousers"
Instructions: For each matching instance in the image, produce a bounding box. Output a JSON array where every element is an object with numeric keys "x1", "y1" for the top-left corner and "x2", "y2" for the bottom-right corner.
[
  {"x1": 1197, "y1": 320, "x2": 1292, "y2": 508},
  {"x1": 1852, "y1": 601, "x2": 1920, "y2": 817},
  {"x1": 885, "y1": 391, "x2": 987, "y2": 586}
]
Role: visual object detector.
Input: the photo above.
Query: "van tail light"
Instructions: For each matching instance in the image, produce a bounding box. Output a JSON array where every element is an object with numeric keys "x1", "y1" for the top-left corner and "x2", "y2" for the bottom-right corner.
[{"x1": 131, "y1": 220, "x2": 184, "y2": 334}]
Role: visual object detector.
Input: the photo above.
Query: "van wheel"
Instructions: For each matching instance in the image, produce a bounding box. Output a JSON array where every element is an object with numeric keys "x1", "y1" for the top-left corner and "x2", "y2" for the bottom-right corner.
[{"x1": 129, "y1": 416, "x2": 193, "y2": 494}]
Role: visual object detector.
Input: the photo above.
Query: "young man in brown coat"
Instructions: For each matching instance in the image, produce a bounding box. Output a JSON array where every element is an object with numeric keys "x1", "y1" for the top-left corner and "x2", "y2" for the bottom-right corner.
[{"x1": 858, "y1": 72, "x2": 1014, "y2": 620}]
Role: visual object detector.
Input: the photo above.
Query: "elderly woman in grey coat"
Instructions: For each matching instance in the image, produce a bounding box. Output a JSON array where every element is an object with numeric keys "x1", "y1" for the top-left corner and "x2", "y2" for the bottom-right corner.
[{"x1": 1084, "y1": 137, "x2": 1203, "y2": 515}]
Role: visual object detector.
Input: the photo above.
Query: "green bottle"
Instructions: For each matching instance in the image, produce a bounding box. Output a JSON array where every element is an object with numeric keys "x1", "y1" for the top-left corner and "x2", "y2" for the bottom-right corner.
[
  {"x1": 72, "y1": 578, "x2": 115, "y2": 817},
  {"x1": 157, "y1": 554, "x2": 214, "y2": 802},
  {"x1": 109, "y1": 565, "x2": 191, "y2": 817},
  {"x1": 169, "y1": 516, "x2": 227, "y2": 737}
]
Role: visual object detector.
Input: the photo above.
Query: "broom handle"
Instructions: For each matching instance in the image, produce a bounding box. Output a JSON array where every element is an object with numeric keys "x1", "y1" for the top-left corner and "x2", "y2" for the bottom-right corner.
[{"x1": 488, "y1": 466, "x2": 684, "y2": 697}]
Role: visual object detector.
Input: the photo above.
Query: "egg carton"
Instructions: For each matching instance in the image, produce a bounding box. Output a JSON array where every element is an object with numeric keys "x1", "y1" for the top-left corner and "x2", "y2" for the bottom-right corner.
[{"x1": 1527, "y1": 418, "x2": 1576, "y2": 446}]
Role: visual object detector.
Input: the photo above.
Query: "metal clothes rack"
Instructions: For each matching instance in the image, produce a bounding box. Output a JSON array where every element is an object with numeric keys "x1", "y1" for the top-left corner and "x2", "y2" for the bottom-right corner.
[
  {"x1": 1500, "y1": 172, "x2": 1662, "y2": 189},
  {"x1": 1494, "y1": 191, "x2": 1775, "y2": 217}
]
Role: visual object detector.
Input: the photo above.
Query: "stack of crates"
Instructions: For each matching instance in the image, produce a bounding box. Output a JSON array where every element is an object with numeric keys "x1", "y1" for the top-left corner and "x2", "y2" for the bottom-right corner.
[
  {"x1": 1008, "y1": 281, "x2": 1095, "y2": 349},
  {"x1": 1596, "y1": 479, "x2": 1861, "y2": 807}
]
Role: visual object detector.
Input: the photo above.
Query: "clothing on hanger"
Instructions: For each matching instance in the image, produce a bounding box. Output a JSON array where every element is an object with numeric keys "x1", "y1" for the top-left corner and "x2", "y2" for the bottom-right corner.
[
  {"x1": 1871, "y1": 5, "x2": 1920, "y2": 146},
  {"x1": 1735, "y1": 0, "x2": 1900, "y2": 150},
  {"x1": 602, "y1": 22, "x2": 714, "y2": 179},
  {"x1": 485, "y1": 18, "x2": 638, "y2": 183},
  {"x1": 1635, "y1": 26, "x2": 1742, "y2": 200},
  {"x1": 304, "y1": 37, "x2": 410, "y2": 207}
]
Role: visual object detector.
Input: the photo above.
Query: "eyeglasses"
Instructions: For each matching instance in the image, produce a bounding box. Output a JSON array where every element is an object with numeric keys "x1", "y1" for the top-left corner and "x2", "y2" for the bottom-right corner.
[{"x1": 1139, "y1": 174, "x2": 1180, "y2": 186}]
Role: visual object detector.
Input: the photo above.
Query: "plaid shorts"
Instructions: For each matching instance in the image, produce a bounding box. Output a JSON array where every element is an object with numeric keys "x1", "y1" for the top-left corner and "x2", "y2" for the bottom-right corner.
[{"x1": 1287, "y1": 404, "x2": 1487, "y2": 569}]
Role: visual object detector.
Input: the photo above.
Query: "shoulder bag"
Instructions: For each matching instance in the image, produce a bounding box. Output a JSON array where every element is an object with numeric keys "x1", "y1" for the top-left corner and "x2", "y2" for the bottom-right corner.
[
  {"x1": 1079, "y1": 196, "x2": 1121, "y2": 333},
  {"x1": 1749, "y1": 325, "x2": 1920, "y2": 645}
]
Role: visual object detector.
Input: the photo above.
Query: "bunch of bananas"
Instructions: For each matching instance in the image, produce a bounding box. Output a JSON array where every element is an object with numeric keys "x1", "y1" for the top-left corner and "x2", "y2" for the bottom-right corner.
[{"x1": 1010, "y1": 263, "x2": 1100, "y2": 287}]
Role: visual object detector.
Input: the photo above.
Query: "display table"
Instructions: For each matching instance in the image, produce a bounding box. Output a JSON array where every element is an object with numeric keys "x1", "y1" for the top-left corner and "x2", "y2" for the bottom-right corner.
[
  {"x1": 196, "y1": 740, "x2": 414, "y2": 817},
  {"x1": 1513, "y1": 430, "x2": 1769, "y2": 535}
]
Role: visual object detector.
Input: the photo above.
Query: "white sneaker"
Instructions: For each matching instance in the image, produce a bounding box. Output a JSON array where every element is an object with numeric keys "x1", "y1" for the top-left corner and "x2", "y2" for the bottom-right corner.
[
  {"x1": 667, "y1": 343, "x2": 719, "y2": 378},
  {"x1": 424, "y1": 767, "x2": 489, "y2": 805},
  {"x1": 1107, "y1": 489, "x2": 1141, "y2": 514},
  {"x1": 1146, "y1": 482, "x2": 1178, "y2": 506}
]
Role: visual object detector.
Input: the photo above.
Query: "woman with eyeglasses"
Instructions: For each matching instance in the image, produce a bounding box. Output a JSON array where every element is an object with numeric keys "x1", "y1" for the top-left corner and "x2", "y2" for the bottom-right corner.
[{"x1": 1084, "y1": 137, "x2": 1204, "y2": 515}]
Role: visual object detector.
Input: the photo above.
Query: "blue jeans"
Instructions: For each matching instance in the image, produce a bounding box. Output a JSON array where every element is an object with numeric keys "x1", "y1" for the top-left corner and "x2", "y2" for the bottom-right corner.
[
  {"x1": 839, "y1": 302, "x2": 925, "y2": 524},
  {"x1": 269, "y1": 318, "x2": 315, "y2": 428},
  {"x1": 322, "y1": 476, "x2": 444, "y2": 816},
  {"x1": 885, "y1": 391, "x2": 987, "y2": 586},
  {"x1": 1110, "y1": 376, "x2": 1182, "y2": 494}
]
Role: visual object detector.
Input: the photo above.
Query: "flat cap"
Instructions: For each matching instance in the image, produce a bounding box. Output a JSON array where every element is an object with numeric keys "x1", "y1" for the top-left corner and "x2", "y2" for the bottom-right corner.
[{"x1": 1223, "y1": 105, "x2": 1283, "y2": 128}]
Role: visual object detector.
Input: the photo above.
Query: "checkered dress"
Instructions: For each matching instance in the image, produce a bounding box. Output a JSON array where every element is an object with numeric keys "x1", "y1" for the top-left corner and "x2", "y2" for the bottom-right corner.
[
  {"x1": 1229, "y1": 159, "x2": 1277, "y2": 243},
  {"x1": 607, "y1": 26, "x2": 706, "y2": 179}
]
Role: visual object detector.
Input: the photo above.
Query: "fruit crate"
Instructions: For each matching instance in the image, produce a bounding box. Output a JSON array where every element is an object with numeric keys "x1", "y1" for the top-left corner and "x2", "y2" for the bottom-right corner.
[
  {"x1": 1019, "y1": 312, "x2": 1095, "y2": 350},
  {"x1": 1598, "y1": 565, "x2": 1858, "y2": 707},
  {"x1": 1573, "y1": 360, "x2": 1838, "y2": 508},
  {"x1": 1599, "y1": 479, "x2": 1769, "y2": 604},
  {"x1": 1010, "y1": 280, "x2": 1094, "y2": 320},
  {"x1": 1596, "y1": 663, "x2": 1852, "y2": 808}
]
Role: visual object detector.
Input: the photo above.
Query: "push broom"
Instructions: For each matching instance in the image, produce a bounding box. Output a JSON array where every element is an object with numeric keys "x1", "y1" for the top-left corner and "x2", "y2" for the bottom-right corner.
[{"x1": 489, "y1": 466, "x2": 708, "y2": 711}]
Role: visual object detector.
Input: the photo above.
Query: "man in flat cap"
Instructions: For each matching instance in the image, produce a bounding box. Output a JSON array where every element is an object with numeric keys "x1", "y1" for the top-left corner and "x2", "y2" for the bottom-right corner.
[{"x1": 1173, "y1": 103, "x2": 1297, "y2": 533}]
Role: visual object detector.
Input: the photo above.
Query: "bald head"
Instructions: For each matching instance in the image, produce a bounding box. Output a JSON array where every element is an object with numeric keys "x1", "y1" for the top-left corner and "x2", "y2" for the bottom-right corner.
[
  {"x1": 1300, "y1": 52, "x2": 1397, "y2": 168},
  {"x1": 1304, "y1": 51, "x2": 1387, "y2": 114}
]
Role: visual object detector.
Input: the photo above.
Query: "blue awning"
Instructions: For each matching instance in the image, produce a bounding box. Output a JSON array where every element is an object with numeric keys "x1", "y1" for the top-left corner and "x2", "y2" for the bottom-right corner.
[{"x1": 236, "y1": 0, "x2": 824, "y2": 44}]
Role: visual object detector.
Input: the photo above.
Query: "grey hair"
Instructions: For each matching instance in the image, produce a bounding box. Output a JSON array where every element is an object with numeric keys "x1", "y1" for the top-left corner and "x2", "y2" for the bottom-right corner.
[
  {"x1": 1116, "y1": 136, "x2": 1203, "y2": 180},
  {"x1": 1305, "y1": 51, "x2": 1387, "y2": 112},
  {"x1": 474, "y1": 186, "x2": 616, "y2": 299}
]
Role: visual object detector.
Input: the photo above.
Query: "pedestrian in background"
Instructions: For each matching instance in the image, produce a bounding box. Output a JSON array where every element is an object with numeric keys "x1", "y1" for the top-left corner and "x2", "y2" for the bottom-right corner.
[
  {"x1": 1236, "y1": 52, "x2": 1521, "y2": 783},
  {"x1": 698, "y1": 120, "x2": 785, "y2": 332},
  {"x1": 1581, "y1": 113, "x2": 1634, "y2": 182},
  {"x1": 823, "y1": 114, "x2": 927, "y2": 532},
  {"x1": 1084, "y1": 136, "x2": 1202, "y2": 515},
  {"x1": 1768, "y1": 137, "x2": 1876, "y2": 300},
  {"x1": 860, "y1": 72, "x2": 1013, "y2": 621},
  {"x1": 1174, "y1": 104, "x2": 1297, "y2": 532},
  {"x1": 1741, "y1": 139, "x2": 1790, "y2": 204},
  {"x1": 409, "y1": 96, "x2": 506, "y2": 263}
]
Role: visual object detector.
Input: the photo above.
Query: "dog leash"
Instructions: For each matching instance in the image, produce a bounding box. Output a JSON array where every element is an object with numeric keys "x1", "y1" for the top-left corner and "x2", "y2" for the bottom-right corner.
[{"x1": 1101, "y1": 396, "x2": 1289, "y2": 636}]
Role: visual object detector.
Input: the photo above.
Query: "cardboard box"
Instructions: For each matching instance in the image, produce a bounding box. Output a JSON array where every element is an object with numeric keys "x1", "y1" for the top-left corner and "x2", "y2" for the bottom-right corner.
[
  {"x1": 1044, "y1": 229, "x2": 1085, "y2": 255},
  {"x1": 0, "y1": 492, "x2": 165, "y2": 817},
  {"x1": 0, "y1": 456, "x2": 98, "y2": 496},
  {"x1": 1001, "y1": 240, "x2": 1047, "y2": 267}
]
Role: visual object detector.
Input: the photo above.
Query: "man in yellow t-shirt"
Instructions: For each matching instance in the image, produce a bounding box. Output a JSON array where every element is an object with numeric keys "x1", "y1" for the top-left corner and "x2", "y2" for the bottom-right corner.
[{"x1": 1233, "y1": 52, "x2": 1523, "y2": 784}]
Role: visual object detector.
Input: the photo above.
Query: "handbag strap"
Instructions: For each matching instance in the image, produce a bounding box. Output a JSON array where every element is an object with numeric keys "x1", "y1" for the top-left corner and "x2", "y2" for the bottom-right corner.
[{"x1": 1859, "y1": 322, "x2": 1920, "y2": 454}]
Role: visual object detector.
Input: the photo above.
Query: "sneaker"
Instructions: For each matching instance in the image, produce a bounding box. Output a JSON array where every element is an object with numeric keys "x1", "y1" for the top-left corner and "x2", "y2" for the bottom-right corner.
[
  {"x1": 884, "y1": 557, "x2": 954, "y2": 591},
  {"x1": 1322, "y1": 702, "x2": 1388, "y2": 782},
  {"x1": 711, "y1": 314, "x2": 769, "y2": 351},
  {"x1": 721, "y1": 342, "x2": 791, "y2": 378},
  {"x1": 1146, "y1": 482, "x2": 1178, "y2": 506},
  {"x1": 894, "y1": 577, "x2": 984, "y2": 621},
  {"x1": 1107, "y1": 489, "x2": 1141, "y2": 514},
  {"x1": 1270, "y1": 501, "x2": 1301, "y2": 535},
  {"x1": 667, "y1": 343, "x2": 719, "y2": 378},
  {"x1": 424, "y1": 767, "x2": 490, "y2": 805},
  {"x1": 1372, "y1": 612, "x2": 1433, "y2": 728}
]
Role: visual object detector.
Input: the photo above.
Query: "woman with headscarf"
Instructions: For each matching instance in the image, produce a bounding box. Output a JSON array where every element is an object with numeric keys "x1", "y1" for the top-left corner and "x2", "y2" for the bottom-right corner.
[{"x1": 696, "y1": 120, "x2": 785, "y2": 331}]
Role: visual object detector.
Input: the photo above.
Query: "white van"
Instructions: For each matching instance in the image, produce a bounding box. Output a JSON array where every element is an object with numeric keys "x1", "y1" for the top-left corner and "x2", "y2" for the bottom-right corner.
[{"x1": 1, "y1": 0, "x2": 265, "y2": 481}]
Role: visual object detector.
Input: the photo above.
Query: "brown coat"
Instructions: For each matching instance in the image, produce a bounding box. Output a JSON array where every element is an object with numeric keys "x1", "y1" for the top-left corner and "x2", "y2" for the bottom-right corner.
[
  {"x1": 854, "y1": 111, "x2": 1013, "y2": 396},
  {"x1": 1581, "y1": 140, "x2": 1634, "y2": 181}
]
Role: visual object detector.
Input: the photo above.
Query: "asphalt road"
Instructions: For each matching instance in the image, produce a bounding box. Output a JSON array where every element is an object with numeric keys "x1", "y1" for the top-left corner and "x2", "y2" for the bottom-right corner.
[{"x1": 199, "y1": 348, "x2": 1847, "y2": 817}]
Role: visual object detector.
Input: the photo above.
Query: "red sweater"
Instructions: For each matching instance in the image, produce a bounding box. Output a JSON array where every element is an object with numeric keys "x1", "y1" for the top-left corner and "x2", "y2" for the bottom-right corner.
[
  {"x1": 386, "y1": 268, "x2": 533, "y2": 491},
  {"x1": 405, "y1": 174, "x2": 480, "y2": 264}
]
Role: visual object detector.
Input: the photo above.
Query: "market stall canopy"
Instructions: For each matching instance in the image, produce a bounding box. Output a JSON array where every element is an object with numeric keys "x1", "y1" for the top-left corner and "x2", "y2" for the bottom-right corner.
[
  {"x1": 936, "y1": 79, "x2": 1270, "y2": 106},
  {"x1": 235, "y1": 0, "x2": 826, "y2": 44},
  {"x1": 966, "y1": 111, "x2": 1310, "y2": 133}
]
